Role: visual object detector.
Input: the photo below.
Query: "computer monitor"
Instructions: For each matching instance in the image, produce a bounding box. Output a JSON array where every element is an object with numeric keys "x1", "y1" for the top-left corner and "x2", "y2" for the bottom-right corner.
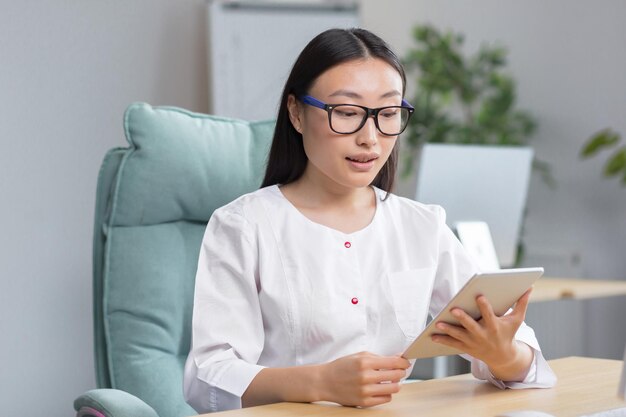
[{"x1": 415, "y1": 144, "x2": 534, "y2": 268}]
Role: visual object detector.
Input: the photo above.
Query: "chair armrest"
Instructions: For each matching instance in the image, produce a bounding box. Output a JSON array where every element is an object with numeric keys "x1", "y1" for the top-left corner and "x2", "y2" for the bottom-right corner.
[{"x1": 74, "y1": 389, "x2": 159, "y2": 417}]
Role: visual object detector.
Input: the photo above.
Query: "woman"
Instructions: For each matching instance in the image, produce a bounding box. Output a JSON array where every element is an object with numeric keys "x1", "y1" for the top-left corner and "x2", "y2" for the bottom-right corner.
[{"x1": 184, "y1": 28, "x2": 556, "y2": 413}]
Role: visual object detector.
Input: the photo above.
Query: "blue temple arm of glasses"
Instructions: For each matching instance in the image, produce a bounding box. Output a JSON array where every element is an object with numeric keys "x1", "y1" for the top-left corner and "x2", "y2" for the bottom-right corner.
[
  {"x1": 401, "y1": 99, "x2": 414, "y2": 110},
  {"x1": 300, "y1": 95, "x2": 326, "y2": 109}
]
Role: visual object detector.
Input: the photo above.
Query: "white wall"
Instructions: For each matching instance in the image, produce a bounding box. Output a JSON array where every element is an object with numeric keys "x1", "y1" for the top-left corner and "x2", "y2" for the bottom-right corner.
[
  {"x1": 0, "y1": 1, "x2": 207, "y2": 416},
  {"x1": 362, "y1": 0, "x2": 626, "y2": 359},
  {"x1": 2, "y1": 1, "x2": 626, "y2": 416}
]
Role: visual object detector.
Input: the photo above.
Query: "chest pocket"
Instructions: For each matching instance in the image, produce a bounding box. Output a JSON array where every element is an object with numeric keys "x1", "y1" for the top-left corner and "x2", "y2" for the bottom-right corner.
[{"x1": 387, "y1": 267, "x2": 436, "y2": 338}]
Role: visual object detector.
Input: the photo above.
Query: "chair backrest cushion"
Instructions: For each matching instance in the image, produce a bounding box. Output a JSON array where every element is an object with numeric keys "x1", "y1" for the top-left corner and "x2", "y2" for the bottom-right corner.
[{"x1": 97, "y1": 103, "x2": 274, "y2": 417}]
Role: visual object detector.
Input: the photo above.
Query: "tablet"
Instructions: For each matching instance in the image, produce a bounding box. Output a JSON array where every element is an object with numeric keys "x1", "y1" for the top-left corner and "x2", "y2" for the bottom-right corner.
[{"x1": 402, "y1": 267, "x2": 544, "y2": 359}]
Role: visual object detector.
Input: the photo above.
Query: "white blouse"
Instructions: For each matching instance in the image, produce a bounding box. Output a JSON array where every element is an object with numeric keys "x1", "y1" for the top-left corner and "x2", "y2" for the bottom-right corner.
[{"x1": 184, "y1": 185, "x2": 556, "y2": 412}]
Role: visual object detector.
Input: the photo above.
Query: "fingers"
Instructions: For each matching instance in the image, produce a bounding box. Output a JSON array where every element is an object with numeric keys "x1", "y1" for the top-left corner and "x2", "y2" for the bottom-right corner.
[
  {"x1": 355, "y1": 368, "x2": 403, "y2": 408},
  {"x1": 429, "y1": 292, "x2": 534, "y2": 367},
  {"x1": 433, "y1": 297, "x2": 496, "y2": 351},
  {"x1": 326, "y1": 352, "x2": 408, "y2": 408},
  {"x1": 431, "y1": 334, "x2": 465, "y2": 351},
  {"x1": 357, "y1": 355, "x2": 406, "y2": 404},
  {"x1": 366, "y1": 355, "x2": 411, "y2": 371},
  {"x1": 354, "y1": 381, "x2": 400, "y2": 408},
  {"x1": 361, "y1": 394, "x2": 393, "y2": 408},
  {"x1": 476, "y1": 295, "x2": 497, "y2": 329},
  {"x1": 435, "y1": 320, "x2": 469, "y2": 342},
  {"x1": 512, "y1": 288, "x2": 532, "y2": 319},
  {"x1": 363, "y1": 368, "x2": 407, "y2": 384},
  {"x1": 361, "y1": 355, "x2": 409, "y2": 384},
  {"x1": 364, "y1": 381, "x2": 402, "y2": 397},
  {"x1": 449, "y1": 307, "x2": 483, "y2": 334}
]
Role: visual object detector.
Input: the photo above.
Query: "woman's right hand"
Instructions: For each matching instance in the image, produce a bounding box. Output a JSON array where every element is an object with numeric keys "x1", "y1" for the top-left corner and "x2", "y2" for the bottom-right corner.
[{"x1": 318, "y1": 351, "x2": 411, "y2": 407}]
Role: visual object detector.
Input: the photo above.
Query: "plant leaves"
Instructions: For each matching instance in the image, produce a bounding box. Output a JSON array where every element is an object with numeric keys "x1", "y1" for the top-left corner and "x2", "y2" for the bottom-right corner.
[
  {"x1": 402, "y1": 23, "x2": 545, "y2": 182},
  {"x1": 580, "y1": 129, "x2": 621, "y2": 158},
  {"x1": 533, "y1": 158, "x2": 557, "y2": 190},
  {"x1": 603, "y1": 147, "x2": 626, "y2": 177}
]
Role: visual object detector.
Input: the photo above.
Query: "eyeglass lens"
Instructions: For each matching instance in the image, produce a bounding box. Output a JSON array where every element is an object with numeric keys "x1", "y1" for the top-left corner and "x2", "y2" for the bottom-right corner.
[{"x1": 330, "y1": 105, "x2": 410, "y2": 135}]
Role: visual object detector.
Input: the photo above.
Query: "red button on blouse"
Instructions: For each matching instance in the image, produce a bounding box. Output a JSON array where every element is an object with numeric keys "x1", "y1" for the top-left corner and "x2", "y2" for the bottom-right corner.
[
  {"x1": 351, "y1": 297, "x2": 358, "y2": 305},
  {"x1": 344, "y1": 241, "x2": 351, "y2": 248}
]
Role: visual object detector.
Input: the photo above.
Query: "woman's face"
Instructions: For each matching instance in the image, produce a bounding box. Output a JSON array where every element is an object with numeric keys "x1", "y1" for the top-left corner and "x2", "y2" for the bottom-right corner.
[{"x1": 287, "y1": 58, "x2": 403, "y2": 192}]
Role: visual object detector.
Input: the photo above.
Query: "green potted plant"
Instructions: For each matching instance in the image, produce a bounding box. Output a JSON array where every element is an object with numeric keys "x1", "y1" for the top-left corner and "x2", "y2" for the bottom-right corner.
[
  {"x1": 580, "y1": 128, "x2": 626, "y2": 186},
  {"x1": 401, "y1": 24, "x2": 552, "y2": 184},
  {"x1": 401, "y1": 24, "x2": 552, "y2": 267}
]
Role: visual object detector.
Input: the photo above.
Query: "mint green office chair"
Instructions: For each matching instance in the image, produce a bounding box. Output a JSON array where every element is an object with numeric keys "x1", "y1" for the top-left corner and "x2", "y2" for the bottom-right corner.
[{"x1": 73, "y1": 103, "x2": 274, "y2": 417}]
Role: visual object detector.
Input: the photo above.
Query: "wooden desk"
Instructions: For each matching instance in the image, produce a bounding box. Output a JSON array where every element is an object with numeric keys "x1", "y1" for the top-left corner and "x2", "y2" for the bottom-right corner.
[
  {"x1": 532, "y1": 278, "x2": 626, "y2": 303},
  {"x1": 204, "y1": 357, "x2": 625, "y2": 417}
]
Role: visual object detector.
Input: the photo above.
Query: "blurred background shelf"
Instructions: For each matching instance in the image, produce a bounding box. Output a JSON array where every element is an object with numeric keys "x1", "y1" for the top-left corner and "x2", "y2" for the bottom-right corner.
[{"x1": 533, "y1": 277, "x2": 626, "y2": 302}]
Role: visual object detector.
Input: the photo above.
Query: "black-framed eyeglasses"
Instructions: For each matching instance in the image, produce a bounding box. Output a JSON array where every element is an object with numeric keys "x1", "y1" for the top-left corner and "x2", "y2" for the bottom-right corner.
[{"x1": 299, "y1": 95, "x2": 414, "y2": 136}]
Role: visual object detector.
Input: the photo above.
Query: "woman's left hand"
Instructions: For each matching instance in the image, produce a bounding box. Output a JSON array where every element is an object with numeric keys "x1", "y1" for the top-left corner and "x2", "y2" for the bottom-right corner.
[{"x1": 431, "y1": 288, "x2": 534, "y2": 382}]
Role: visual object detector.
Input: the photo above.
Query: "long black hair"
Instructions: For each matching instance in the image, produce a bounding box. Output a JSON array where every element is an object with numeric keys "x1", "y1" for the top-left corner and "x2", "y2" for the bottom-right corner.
[{"x1": 261, "y1": 28, "x2": 407, "y2": 194}]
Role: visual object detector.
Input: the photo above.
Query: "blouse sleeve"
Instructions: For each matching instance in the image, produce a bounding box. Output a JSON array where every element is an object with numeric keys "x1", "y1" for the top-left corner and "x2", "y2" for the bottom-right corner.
[
  {"x1": 183, "y1": 206, "x2": 265, "y2": 412},
  {"x1": 428, "y1": 206, "x2": 557, "y2": 389},
  {"x1": 469, "y1": 342, "x2": 557, "y2": 389},
  {"x1": 428, "y1": 205, "x2": 481, "y2": 319}
]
